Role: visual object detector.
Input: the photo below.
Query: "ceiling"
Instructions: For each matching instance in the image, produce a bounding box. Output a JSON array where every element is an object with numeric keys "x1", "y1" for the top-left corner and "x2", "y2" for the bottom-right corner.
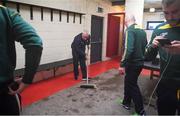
[
  {"x1": 109, "y1": 0, "x2": 162, "y2": 8},
  {"x1": 144, "y1": 0, "x2": 162, "y2": 8},
  {"x1": 109, "y1": 0, "x2": 125, "y2": 6}
]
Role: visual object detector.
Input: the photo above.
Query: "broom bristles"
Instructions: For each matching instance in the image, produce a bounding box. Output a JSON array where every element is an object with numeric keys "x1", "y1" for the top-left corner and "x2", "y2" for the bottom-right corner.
[{"x1": 80, "y1": 84, "x2": 96, "y2": 89}]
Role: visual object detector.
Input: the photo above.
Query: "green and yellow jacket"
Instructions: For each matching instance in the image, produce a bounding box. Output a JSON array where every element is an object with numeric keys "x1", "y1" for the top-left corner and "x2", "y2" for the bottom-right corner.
[
  {"x1": 121, "y1": 24, "x2": 147, "y2": 67},
  {"x1": 0, "y1": 5, "x2": 43, "y2": 85},
  {"x1": 146, "y1": 22, "x2": 180, "y2": 81}
]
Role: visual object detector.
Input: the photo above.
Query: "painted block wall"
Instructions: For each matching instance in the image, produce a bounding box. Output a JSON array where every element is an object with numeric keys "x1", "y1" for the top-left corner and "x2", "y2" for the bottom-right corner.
[
  {"x1": 7, "y1": 0, "x2": 119, "y2": 69},
  {"x1": 125, "y1": 0, "x2": 145, "y2": 26},
  {"x1": 143, "y1": 12, "x2": 164, "y2": 42},
  {"x1": 143, "y1": 12, "x2": 164, "y2": 29}
]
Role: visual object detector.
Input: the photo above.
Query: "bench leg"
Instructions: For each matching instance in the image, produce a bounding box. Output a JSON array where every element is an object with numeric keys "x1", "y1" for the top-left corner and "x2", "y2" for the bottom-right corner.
[
  {"x1": 150, "y1": 70, "x2": 153, "y2": 80},
  {"x1": 53, "y1": 67, "x2": 56, "y2": 77}
]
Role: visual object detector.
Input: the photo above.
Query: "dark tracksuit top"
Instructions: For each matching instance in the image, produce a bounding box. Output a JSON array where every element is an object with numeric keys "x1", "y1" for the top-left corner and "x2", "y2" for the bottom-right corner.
[
  {"x1": 146, "y1": 22, "x2": 180, "y2": 82},
  {"x1": 120, "y1": 24, "x2": 147, "y2": 114},
  {"x1": 71, "y1": 33, "x2": 90, "y2": 57},
  {"x1": 71, "y1": 33, "x2": 90, "y2": 78},
  {"x1": 145, "y1": 21, "x2": 180, "y2": 116},
  {"x1": 0, "y1": 5, "x2": 43, "y2": 85},
  {"x1": 121, "y1": 24, "x2": 147, "y2": 67}
]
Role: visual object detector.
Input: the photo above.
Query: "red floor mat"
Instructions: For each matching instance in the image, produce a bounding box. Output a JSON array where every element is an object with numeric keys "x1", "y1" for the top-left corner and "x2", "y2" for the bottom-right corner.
[{"x1": 21, "y1": 57, "x2": 149, "y2": 107}]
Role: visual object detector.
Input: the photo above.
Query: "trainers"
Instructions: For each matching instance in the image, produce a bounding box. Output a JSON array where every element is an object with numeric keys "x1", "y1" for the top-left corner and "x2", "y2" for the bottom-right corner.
[
  {"x1": 132, "y1": 112, "x2": 139, "y2": 116},
  {"x1": 82, "y1": 78, "x2": 91, "y2": 81},
  {"x1": 121, "y1": 103, "x2": 130, "y2": 110},
  {"x1": 74, "y1": 77, "x2": 78, "y2": 80},
  {"x1": 133, "y1": 110, "x2": 146, "y2": 116},
  {"x1": 139, "y1": 110, "x2": 146, "y2": 116}
]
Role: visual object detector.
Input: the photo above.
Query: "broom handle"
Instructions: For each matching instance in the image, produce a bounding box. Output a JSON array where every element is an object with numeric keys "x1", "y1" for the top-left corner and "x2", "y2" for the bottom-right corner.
[{"x1": 86, "y1": 45, "x2": 89, "y2": 84}]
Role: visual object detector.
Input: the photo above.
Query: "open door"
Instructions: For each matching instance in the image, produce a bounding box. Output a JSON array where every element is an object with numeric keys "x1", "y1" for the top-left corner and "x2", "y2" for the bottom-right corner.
[{"x1": 106, "y1": 13, "x2": 125, "y2": 58}]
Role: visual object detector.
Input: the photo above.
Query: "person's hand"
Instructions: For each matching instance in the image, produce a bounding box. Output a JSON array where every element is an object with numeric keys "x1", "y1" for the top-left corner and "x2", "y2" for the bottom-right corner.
[
  {"x1": 118, "y1": 67, "x2": 125, "y2": 75},
  {"x1": 8, "y1": 81, "x2": 28, "y2": 95},
  {"x1": 163, "y1": 40, "x2": 180, "y2": 54},
  {"x1": 152, "y1": 36, "x2": 163, "y2": 48}
]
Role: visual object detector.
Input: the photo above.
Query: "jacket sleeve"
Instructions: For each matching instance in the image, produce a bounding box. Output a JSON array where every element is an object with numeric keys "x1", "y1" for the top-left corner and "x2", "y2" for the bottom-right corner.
[
  {"x1": 9, "y1": 9, "x2": 43, "y2": 84},
  {"x1": 121, "y1": 30, "x2": 135, "y2": 67},
  {"x1": 145, "y1": 30, "x2": 158, "y2": 61}
]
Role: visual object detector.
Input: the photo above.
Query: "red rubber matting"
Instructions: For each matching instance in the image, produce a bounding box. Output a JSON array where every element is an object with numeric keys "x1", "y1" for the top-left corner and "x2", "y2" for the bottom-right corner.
[{"x1": 21, "y1": 57, "x2": 151, "y2": 107}]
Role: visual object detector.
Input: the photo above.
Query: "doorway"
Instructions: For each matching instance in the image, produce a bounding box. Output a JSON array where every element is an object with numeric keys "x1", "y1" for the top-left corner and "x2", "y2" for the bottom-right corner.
[{"x1": 106, "y1": 13, "x2": 125, "y2": 57}]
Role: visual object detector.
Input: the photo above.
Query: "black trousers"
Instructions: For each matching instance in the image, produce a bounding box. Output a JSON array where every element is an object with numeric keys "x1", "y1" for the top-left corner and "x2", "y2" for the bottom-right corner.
[
  {"x1": 123, "y1": 65, "x2": 144, "y2": 114},
  {"x1": 157, "y1": 80, "x2": 180, "y2": 115},
  {"x1": 0, "y1": 88, "x2": 21, "y2": 115},
  {"x1": 72, "y1": 51, "x2": 87, "y2": 79}
]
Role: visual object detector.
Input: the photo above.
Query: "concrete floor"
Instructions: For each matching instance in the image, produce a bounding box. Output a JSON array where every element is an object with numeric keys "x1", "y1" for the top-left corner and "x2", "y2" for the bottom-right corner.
[{"x1": 22, "y1": 69, "x2": 158, "y2": 115}]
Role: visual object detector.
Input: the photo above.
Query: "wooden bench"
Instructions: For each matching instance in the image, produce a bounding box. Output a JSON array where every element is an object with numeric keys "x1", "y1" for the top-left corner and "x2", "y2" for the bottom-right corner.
[
  {"x1": 143, "y1": 61, "x2": 160, "y2": 79},
  {"x1": 14, "y1": 58, "x2": 73, "y2": 77}
]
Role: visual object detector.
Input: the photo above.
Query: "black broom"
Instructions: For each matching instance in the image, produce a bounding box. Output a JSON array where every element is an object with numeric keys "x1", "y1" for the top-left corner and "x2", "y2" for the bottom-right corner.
[{"x1": 80, "y1": 46, "x2": 96, "y2": 89}]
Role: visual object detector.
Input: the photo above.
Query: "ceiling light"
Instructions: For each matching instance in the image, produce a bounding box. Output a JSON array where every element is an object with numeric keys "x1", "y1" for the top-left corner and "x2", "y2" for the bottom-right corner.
[{"x1": 149, "y1": 8, "x2": 155, "y2": 12}]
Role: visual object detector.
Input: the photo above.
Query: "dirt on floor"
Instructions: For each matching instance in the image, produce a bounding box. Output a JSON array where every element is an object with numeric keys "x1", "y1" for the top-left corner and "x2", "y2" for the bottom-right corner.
[{"x1": 22, "y1": 69, "x2": 158, "y2": 115}]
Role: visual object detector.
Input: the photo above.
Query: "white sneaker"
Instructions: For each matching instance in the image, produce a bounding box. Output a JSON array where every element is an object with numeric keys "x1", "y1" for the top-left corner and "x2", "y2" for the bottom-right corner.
[{"x1": 82, "y1": 78, "x2": 91, "y2": 81}]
